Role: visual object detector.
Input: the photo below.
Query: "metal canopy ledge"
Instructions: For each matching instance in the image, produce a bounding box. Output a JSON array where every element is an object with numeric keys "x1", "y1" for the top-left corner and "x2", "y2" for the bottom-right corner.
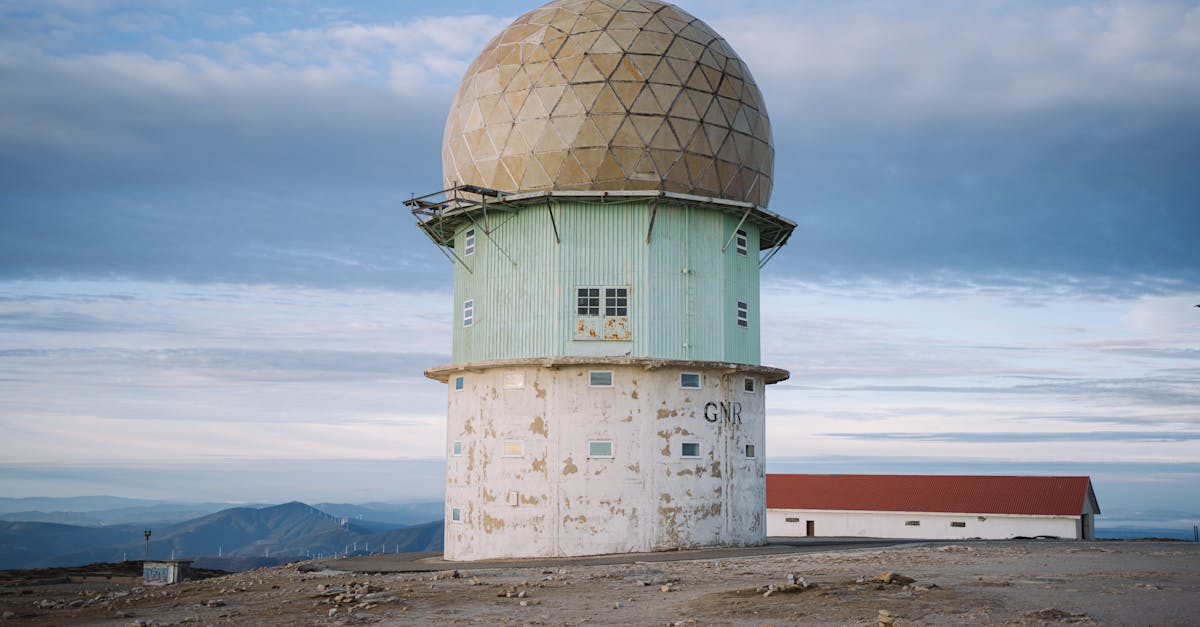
[
  {"x1": 425, "y1": 356, "x2": 790, "y2": 384},
  {"x1": 408, "y1": 187, "x2": 797, "y2": 252}
]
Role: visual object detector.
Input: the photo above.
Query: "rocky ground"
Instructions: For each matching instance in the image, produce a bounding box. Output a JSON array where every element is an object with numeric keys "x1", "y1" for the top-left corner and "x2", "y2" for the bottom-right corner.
[{"x1": 1, "y1": 541, "x2": 1197, "y2": 626}]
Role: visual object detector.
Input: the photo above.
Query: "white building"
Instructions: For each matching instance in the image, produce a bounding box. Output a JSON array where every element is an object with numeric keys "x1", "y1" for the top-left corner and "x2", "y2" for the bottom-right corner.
[
  {"x1": 408, "y1": 0, "x2": 795, "y2": 561},
  {"x1": 767, "y1": 474, "x2": 1101, "y2": 540}
]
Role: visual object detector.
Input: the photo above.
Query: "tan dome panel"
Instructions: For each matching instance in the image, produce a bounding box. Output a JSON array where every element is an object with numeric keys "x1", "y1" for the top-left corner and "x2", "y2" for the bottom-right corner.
[{"x1": 443, "y1": 0, "x2": 773, "y2": 207}]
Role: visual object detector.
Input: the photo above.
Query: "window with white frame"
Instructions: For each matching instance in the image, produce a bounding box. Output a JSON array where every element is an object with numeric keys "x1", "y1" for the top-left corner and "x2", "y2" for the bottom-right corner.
[
  {"x1": 680, "y1": 372, "x2": 701, "y2": 388},
  {"x1": 905, "y1": 520, "x2": 921, "y2": 526},
  {"x1": 576, "y1": 286, "x2": 628, "y2": 316},
  {"x1": 454, "y1": 376, "x2": 465, "y2": 391},
  {"x1": 743, "y1": 377, "x2": 755, "y2": 393},
  {"x1": 503, "y1": 440, "x2": 523, "y2": 457},
  {"x1": 681, "y1": 442, "x2": 700, "y2": 458},
  {"x1": 588, "y1": 440, "x2": 613, "y2": 458},
  {"x1": 951, "y1": 521, "x2": 966, "y2": 528},
  {"x1": 451, "y1": 507, "x2": 462, "y2": 522},
  {"x1": 464, "y1": 228, "x2": 475, "y2": 256},
  {"x1": 502, "y1": 371, "x2": 525, "y2": 389},
  {"x1": 589, "y1": 370, "x2": 613, "y2": 387},
  {"x1": 604, "y1": 287, "x2": 628, "y2": 316},
  {"x1": 577, "y1": 287, "x2": 600, "y2": 316},
  {"x1": 744, "y1": 443, "x2": 756, "y2": 458},
  {"x1": 452, "y1": 440, "x2": 463, "y2": 456},
  {"x1": 463, "y1": 299, "x2": 474, "y2": 327},
  {"x1": 736, "y1": 301, "x2": 748, "y2": 328},
  {"x1": 735, "y1": 229, "x2": 748, "y2": 256}
]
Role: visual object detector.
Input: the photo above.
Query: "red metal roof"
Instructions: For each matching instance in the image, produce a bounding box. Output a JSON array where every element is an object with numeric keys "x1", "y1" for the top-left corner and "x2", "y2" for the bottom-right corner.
[{"x1": 766, "y1": 474, "x2": 1098, "y2": 516}]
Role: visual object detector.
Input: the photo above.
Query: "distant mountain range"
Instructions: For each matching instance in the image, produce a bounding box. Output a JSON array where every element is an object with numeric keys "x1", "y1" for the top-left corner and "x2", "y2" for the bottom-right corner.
[{"x1": 0, "y1": 500, "x2": 443, "y2": 570}]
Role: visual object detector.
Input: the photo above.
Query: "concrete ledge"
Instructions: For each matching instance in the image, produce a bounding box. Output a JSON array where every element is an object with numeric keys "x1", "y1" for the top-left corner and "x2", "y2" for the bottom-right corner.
[{"x1": 425, "y1": 356, "x2": 790, "y2": 384}]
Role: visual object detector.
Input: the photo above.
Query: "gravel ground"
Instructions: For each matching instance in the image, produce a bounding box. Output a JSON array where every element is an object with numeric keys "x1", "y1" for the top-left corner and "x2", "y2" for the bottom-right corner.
[{"x1": 1, "y1": 540, "x2": 1197, "y2": 626}]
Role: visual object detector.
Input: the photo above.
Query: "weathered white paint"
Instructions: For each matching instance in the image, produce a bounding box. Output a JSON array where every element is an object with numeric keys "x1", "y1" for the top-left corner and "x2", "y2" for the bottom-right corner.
[
  {"x1": 767, "y1": 505, "x2": 1099, "y2": 541},
  {"x1": 434, "y1": 359, "x2": 782, "y2": 560}
]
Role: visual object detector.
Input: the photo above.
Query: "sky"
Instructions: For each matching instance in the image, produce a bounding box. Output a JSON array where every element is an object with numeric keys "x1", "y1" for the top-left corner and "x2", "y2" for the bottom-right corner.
[{"x1": 0, "y1": 0, "x2": 1197, "y2": 525}]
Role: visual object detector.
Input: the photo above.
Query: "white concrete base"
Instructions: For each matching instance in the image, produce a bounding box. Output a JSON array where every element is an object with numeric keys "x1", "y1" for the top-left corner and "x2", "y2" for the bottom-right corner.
[{"x1": 436, "y1": 359, "x2": 783, "y2": 560}]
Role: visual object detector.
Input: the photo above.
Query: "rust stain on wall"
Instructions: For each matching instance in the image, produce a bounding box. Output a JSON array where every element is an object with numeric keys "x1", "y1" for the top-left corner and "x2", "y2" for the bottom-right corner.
[
  {"x1": 710, "y1": 461, "x2": 722, "y2": 478},
  {"x1": 529, "y1": 415, "x2": 547, "y2": 436},
  {"x1": 481, "y1": 512, "x2": 506, "y2": 533},
  {"x1": 630, "y1": 389, "x2": 639, "y2": 400},
  {"x1": 531, "y1": 455, "x2": 547, "y2": 473},
  {"x1": 520, "y1": 494, "x2": 541, "y2": 505},
  {"x1": 627, "y1": 463, "x2": 640, "y2": 473},
  {"x1": 656, "y1": 408, "x2": 678, "y2": 419},
  {"x1": 661, "y1": 444, "x2": 671, "y2": 456},
  {"x1": 677, "y1": 468, "x2": 694, "y2": 476},
  {"x1": 533, "y1": 380, "x2": 546, "y2": 398},
  {"x1": 562, "y1": 456, "x2": 578, "y2": 475}
]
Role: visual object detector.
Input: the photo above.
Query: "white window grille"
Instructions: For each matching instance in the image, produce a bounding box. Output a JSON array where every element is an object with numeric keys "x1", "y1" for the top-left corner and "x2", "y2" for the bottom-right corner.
[
  {"x1": 503, "y1": 440, "x2": 523, "y2": 457},
  {"x1": 743, "y1": 377, "x2": 755, "y2": 393},
  {"x1": 735, "y1": 229, "x2": 748, "y2": 256},
  {"x1": 604, "y1": 287, "x2": 628, "y2": 316},
  {"x1": 681, "y1": 442, "x2": 700, "y2": 458},
  {"x1": 680, "y1": 372, "x2": 701, "y2": 388},
  {"x1": 736, "y1": 301, "x2": 748, "y2": 328},
  {"x1": 464, "y1": 228, "x2": 475, "y2": 256},
  {"x1": 452, "y1": 441, "x2": 463, "y2": 456},
  {"x1": 451, "y1": 508, "x2": 461, "y2": 522},
  {"x1": 744, "y1": 443, "x2": 756, "y2": 458},
  {"x1": 463, "y1": 299, "x2": 474, "y2": 327},
  {"x1": 577, "y1": 287, "x2": 600, "y2": 316},
  {"x1": 454, "y1": 376, "x2": 464, "y2": 391}
]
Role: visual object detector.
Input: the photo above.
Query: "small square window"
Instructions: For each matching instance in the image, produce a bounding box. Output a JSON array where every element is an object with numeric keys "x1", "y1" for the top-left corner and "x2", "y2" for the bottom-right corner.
[
  {"x1": 589, "y1": 370, "x2": 613, "y2": 387},
  {"x1": 951, "y1": 521, "x2": 966, "y2": 528},
  {"x1": 736, "y1": 301, "x2": 748, "y2": 328},
  {"x1": 503, "y1": 440, "x2": 523, "y2": 457},
  {"x1": 451, "y1": 507, "x2": 461, "y2": 522},
  {"x1": 744, "y1": 443, "x2": 756, "y2": 458},
  {"x1": 680, "y1": 372, "x2": 701, "y2": 388},
  {"x1": 905, "y1": 520, "x2": 921, "y2": 526},
  {"x1": 502, "y1": 371, "x2": 525, "y2": 389},
  {"x1": 743, "y1": 377, "x2": 755, "y2": 393},
  {"x1": 464, "y1": 228, "x2": 475, "y2": 256},
  {"x1": 681, "y1": 442, "x2": 700, "y2": 458},
  {"x1": 577, "y1": 287, "x2": 600, "y2": 316},
  {"x1": 588, "y1": 440, "x2": 613, "y2": 458},
  {"x1": 604, "y1": 287, "x2": 628, "y2": 316},
  {"x1": 452, "y1": 441, "x2": 463, "y2": 456},
  {"x1": 735, "y1": 229, "x2": 747, "y2": 256},
  {"x1": 463, "y1": 299, "x2": 474, "y2": 327},
  {"x1": 454, "y1": 376, "x2": 464, "y2": 391}
]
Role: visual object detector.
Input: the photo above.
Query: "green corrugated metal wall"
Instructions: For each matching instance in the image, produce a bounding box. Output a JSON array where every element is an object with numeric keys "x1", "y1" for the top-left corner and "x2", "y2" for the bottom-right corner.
[{"x1": 451, "y1": 198, "x2": 761, "y2": 365}]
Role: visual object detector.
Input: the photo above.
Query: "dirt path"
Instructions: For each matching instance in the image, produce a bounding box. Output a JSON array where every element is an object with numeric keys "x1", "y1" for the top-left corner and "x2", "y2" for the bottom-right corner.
[{"x1": 2, "y1": 541, "x2": 1197, "y2": 625}]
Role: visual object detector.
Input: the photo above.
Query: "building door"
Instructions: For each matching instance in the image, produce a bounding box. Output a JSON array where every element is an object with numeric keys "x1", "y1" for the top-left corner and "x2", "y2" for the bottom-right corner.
[{"x1": 806, "y1": 520, "x2": 815, "y2": 537}]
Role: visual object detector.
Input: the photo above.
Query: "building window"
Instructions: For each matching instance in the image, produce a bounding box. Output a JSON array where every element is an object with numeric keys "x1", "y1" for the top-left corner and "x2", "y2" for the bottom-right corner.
[
  {"x1": 577, "y1": 287, "x2": 600, "y2": 316},
  {"x1": 589, "y1": 370, "x2": 613, "y2": 387},
  {"x1": 503, "y1": 440, "x2": 523, "y2": 457},
  {"x1": 463, "y1": 299, "x2": 474, "y2": 327},
  {"x1": 681, "y1": 442, "x2": 700, "y2": 458},
  {"x1": 452, "y1": 441, "x2": 463, "y2": 456},
  {"x1": 502, "y1": 371, "x2": 525, "y2": 389},
  {"x1": 744, "y1": 444, "x2": 756, "y2": 458},
  {"x1": 680, "y1": 372, "x2": 701, "y2": 388},
  {"x1": 451, "y1": 507, "x2": 461, "y2": 523},
  {"x1": 905, "y1": 520, "x2": 921, "y2": 526},
  {"x1": 743, "y1": 377, "x2": 755, "y2": 393},
  {"x1": 736, "y1": 301, "x2": 748, "y2": 328},
  {"x1": 577, "y1": 286, "x2": 628, "y2": 316},
  {"x1": 735, "y1": 229, "x2": 748, "y2": 256},
  {"x1": 464, "y1": 228, "x2": 475, "y2": 256},
  {"x1": 951, "y1": 521, "x2": 966, "y2": 528},
  {"x1": 454, "y1": 376, "x2": 464, "y2": 391},
  {"x1": 588, "y1": 440, "x2": 614, "y2": 458},
  {"x1": 785, "y1": 516, "x2": 800, "y2": 523},
  {"x1": 605, "y1": 287, "x2": 628, "y2": 316}
]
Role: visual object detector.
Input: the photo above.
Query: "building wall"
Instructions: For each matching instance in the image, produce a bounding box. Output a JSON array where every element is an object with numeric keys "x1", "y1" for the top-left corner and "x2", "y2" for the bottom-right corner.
[
  {"x1": 450, "y1": 198, "x2": 761, "y2": 365},
  {"x1": 767, "y1": 509, "x2": 1084, "y2": 540},
  {"x1": 444, "y1": 362, "x2": 767, "y2": 560}
]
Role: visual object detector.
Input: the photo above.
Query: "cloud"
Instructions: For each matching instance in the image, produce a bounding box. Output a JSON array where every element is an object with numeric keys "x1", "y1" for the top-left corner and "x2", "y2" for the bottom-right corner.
[{"x1": 821, "y1": 431, "x2": 1200, "y2": 443}]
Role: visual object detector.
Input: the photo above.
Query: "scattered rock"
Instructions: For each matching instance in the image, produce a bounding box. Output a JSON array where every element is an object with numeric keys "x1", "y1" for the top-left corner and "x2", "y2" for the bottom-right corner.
[
  {"x1": 201, "y1": 599, "x2": 226, "y2": 608},
  {"x1": 871, "y1": 572, "x2": 916, "y2": 586},
  {"x1": 878, "y1": 609, "x2": 895, "y2": 626},
  {"x1": 1024, "y1": 608, "x2": 1093, "y2": 623},
  {"x1": 660, "y1": 583, "x2": 674, "y2": 592}
]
